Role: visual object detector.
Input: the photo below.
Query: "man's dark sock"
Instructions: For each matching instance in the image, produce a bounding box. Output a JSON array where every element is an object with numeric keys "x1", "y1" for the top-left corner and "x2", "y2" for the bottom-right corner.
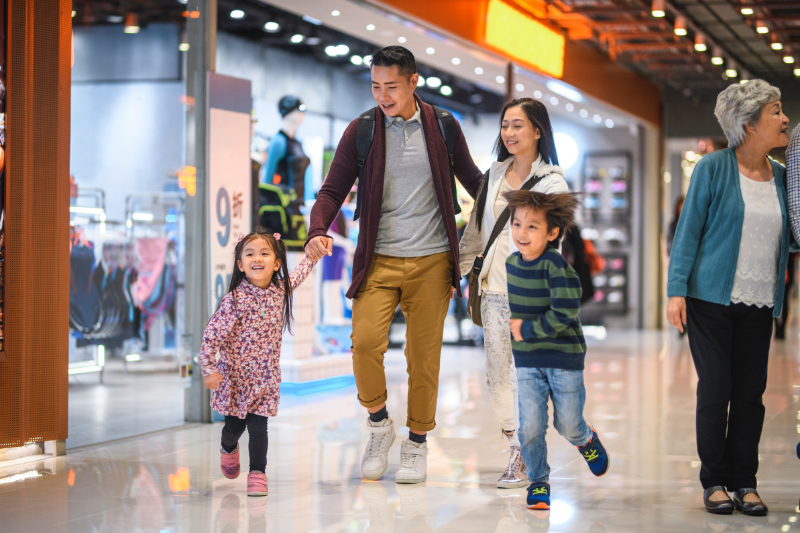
[
  {"x1": 369, "y1": 406, "x2": 388, "y2": 423},
  {"x1": 409, "y1": 431, "x2": 427, "y2": 444}
]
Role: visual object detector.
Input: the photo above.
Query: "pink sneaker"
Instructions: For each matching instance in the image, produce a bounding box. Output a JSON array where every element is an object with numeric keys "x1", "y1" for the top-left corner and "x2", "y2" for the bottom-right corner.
[
  {"x1": 220, "y1": 445, "x2": 240, "y2": 479},
  {"x1": 247, "y1": 471, "x2": 268, "y2": 497}
]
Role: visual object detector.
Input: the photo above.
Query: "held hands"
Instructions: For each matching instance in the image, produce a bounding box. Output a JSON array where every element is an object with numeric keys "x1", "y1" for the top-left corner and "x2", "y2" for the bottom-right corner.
[
  {"x1": 306, "y1": 236, "x2": 333, "y2": 262},
  {"x1": 509, "y1": 319, "x2": 523, "y2": 341},
  {"x1": 204, "y1": 372, "x2": 223, "y2": 390},
  {"x1": 666, "y1": 296, "x2": 687, "y2": 333}
]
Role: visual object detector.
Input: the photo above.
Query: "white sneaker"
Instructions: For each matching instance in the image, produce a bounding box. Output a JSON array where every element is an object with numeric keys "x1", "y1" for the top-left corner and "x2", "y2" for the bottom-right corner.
[
  {"x1": 395, "y1": 440, "x2": 428, "y2": 484},
  {"x1": 361, "y1": 416, "x2": 395, "y2": 480}
]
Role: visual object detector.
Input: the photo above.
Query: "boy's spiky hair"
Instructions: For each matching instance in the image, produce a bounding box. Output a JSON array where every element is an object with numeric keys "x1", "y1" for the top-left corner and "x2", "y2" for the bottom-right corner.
[{"x1": 503, "y1": 191, "x2": 581, "y2": 247}]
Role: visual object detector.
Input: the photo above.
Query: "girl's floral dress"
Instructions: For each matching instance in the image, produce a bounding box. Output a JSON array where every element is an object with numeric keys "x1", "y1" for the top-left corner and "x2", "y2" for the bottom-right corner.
[{"x1": 199, "y1": 256, "x2": 314, "y2": 418}]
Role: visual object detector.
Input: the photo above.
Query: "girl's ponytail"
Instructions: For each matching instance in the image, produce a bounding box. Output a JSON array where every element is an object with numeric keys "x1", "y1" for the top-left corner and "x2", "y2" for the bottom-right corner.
[{"x1": 272, "y1": 237, "x2": 295, "y2": 334}]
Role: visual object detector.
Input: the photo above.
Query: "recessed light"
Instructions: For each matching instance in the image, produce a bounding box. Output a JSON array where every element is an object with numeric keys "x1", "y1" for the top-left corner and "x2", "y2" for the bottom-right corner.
[
  {"x1": 566, "y1": 103, "x2": 574, "y2": 112},
  {"x1": 534, "y1": 90, "x2": 542, "y2": 99},
  {"x1": 351, "y1": 55, "x2": 363, "y2": 65},
  {"x1": 756, "y1": 21, "x2": 769, "y2": 34},
  {"x1": 264, "y1": 21, "x2": 280, "y2": 32},
  {"x1": 711, "y1": 57, "x2": 724, "y2": 65},
  {"x1": 550, "y1": 96, "x2": 559, "y2": 105},
  {"x1": 725, "y1": 68, "x2": 738, "y2": 77},
  {"x1": 475, "y1": 67, "x2": 484, "y2": 75},
  {"x1": 440, "y1": 86, "x2": 453, "y2": 96},
  {"x1": 302, "y1": 15, "x2": 322, "y2": 25},
  {"x1": 72, "y1": 10, "x2": 76, "y2": 17},
  {"x1": 336, "y1": 44, "x2": 349, "y2": 55},
  {"x1": 363, "y1": 55, "x2": 373, "y2": 66},
  {"x1": 230, "y1": 9, "x2": 245, "y2": 19},
  {"x1": 515, "y1": 83, "x2": 524, "y2": 91},
  {"x1": 785, "y1": 56, "x2": 795, "y2": 63},
  {"x1": 398, "y1": 36, "x2": 407, "y2": 43},
  {"x1": 417, "y1": 77, "x2": 426, "y2": 87},
  {"x1": 179, "y1": 43, "x2": 190, "y2": 52},
  {"x1": 452, "y1": 58, "x2": 461, "y2": 65},
  {"x1": 290, "y1": 34, "x2": 305, "y2": 44},
  {"x1": 741, "y1": 7, "x2": 754, "y2": 15},
  {"x1": 426, "y1": 77, "x2": 442, "y2": 88},
  {"x1": 580, "y1": 109, "x2": 589, "y2": 118},
  {"x1": 740, "y1": 79, "x2": 750, "y2": 84},
  {"x1": 772, "y1": 42, "x2": 784, "y2": 50},
  {"x1": 108, "y1": 15, "x2": 124, "y2": 23},
  {"x1": 366, "y1": 24, "x2": 376, "y2": 31},
  {"x1": 325, "y1": 46, "x2": 337, "y2": 57},
  {"x1": 794, "y1": 68, "x2": 800, "y2": 76},
  {"x1": 331, "y1": 10, "x2": 341, "y2": 16},
  {"x1": 426, "y1": 47, "x2": 435, "y2": 54},
  {"x1": 695, "y1": 43, "x2": 707, "y2": 52},
  {"x1": 593, "y1": 114, "x2": 602, "y2": 124},
  {"x1": 605, "y1": 119, "x2": 614, "y2": 128},
  {"x1": 496, "y1": 75, "x2": 505, "y2": 84}
]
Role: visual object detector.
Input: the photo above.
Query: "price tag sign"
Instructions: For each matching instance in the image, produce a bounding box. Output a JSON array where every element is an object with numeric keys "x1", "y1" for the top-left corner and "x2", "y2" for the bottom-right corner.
[{"x1": 207, "y1": 73, "x2": 252, "y2": 314}]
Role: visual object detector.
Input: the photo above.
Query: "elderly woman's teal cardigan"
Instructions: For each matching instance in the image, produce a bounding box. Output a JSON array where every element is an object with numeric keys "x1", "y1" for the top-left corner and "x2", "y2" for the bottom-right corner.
[{"x1": 667, "y1": 148, "x2": 797, "y2": 318}]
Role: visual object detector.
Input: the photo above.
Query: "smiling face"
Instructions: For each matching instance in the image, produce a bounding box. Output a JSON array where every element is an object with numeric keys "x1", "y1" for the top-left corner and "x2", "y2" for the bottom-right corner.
[
  {"x1": 511, "y1": 206, "x2": 560, "y2": 262},
  {"x1": 237, "y1": 237, "x2": 281, "y2": 289},
  {"x1": 501, "y1": 106, "x2": 541, "y2": 160},
  {"x1": 371, "y1": 65, "x2": 418, "y2": 119},
  {"x1": 750, "y1": 99, "x2": 790, "y2": 149}
]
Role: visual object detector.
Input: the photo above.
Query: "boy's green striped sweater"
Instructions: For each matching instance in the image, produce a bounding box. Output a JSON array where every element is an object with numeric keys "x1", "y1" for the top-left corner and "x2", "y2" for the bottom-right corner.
[{"x1": 506, "y1": 249, "x2": 587, "y2": 370}]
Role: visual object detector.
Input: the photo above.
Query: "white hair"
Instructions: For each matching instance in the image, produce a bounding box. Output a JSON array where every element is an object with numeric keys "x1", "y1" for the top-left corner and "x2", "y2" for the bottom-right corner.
[{"x1": 715, "y1": 80, "x2": 781, "y2": 149}]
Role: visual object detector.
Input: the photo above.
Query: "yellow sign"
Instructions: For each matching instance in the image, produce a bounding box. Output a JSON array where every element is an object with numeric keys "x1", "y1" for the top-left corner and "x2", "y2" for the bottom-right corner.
[
  {"x1": 178, "y1": 165, "x2": 197, "y2": 197},
  {"x1": 485, "y1": 0, "x2": 565, "y2": 79}
]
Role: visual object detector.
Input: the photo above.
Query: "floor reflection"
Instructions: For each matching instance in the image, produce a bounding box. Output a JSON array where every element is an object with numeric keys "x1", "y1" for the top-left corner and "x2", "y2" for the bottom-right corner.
[{"x1": 4, "y1": 330, "x2": 800, "y2": 531}]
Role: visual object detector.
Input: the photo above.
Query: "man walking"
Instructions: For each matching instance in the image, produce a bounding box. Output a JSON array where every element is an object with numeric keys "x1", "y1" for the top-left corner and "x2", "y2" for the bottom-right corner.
[{"x1": 305, "y1": 46, "x2": 483, "y2": 483}]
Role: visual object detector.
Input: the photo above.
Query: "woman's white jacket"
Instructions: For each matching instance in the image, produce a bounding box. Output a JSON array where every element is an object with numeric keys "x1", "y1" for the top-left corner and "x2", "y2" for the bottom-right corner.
[{"x1": 458, "y1": 156, "x2": 569, "y2": 296}]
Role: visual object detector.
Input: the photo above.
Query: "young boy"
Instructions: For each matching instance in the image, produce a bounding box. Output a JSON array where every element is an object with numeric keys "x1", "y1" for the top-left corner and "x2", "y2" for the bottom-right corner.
[{"x1": 503, "y1": 190, "x2": 610, "y2": 510}]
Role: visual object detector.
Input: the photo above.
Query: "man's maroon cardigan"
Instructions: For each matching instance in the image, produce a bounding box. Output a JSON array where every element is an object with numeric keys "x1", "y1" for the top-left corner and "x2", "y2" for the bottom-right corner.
[{"x1": 305, "y1": 94, "x2": 484, "y2": 299}]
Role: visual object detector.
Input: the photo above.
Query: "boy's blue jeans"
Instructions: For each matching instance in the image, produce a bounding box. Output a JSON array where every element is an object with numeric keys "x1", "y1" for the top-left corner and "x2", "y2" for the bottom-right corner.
[{"x1": 517, "y1": 367, "x2": 593, "y2": 483}]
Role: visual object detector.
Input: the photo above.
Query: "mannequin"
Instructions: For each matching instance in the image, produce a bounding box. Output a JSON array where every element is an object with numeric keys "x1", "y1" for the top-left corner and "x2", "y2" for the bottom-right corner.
[{"x1": 258, "y1": 96, "x2": 311, "y2": 250}]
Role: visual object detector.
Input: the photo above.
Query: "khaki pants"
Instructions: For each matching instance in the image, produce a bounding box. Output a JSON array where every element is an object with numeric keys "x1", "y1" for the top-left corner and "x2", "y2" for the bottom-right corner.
[{"x1": 351, "y1": 252, "x2": 453, "y2": 432}]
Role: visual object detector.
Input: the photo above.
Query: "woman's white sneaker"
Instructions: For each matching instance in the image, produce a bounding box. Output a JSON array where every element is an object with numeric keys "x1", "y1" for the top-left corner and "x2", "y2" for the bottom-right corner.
[
  {"x1": 361, "y1": 416, "x2": 395, "y2": 480},
  {"x1": 395, "y1": 440, "x2": 428, "y2": 484}
]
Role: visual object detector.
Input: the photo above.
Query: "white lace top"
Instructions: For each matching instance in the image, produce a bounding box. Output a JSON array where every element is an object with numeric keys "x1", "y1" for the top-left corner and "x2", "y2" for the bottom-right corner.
[{"x1": 729, "y1": 173, "x2": 782, "y2": 308}]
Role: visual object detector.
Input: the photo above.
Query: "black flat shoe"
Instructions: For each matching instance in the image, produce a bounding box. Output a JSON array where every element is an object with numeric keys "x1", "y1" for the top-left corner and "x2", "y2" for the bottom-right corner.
[
  {"x1": 732, "y1": 488, "x2": 768, "y2": 516},
  {"x1": 704, "y1": 486, "x2": 734, "y2": 514}
]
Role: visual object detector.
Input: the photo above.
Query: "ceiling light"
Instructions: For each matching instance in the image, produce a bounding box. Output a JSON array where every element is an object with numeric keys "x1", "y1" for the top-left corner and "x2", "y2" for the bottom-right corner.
[
  {"x1": 475, "y1": 67, "x2": 484, "y2": 75},
  {"x1": 440, "y1": 86, "x2": 453, "y2": 96},
  {"x1": 740, "y1": 79, "x2": 750, "y2": 84},
  {"x1": 711, "y1": 46, "x2": 723, "y2": 64},
  {"x1": 725, "y1": 68, "x2": 738, "y2": 77},
  {"x1": 108, "y1": 15, "x2": 123, "y2": 23},
  {"x1": 264, "y1": 21, "x2": 280, "y2": 32},
  {"x1": 350, "y1": 55, "x2": 363, "y2": 65},
  {"x1": 325, "y1": 46, "x2": 338, "y2": 56},
  {"x1": 426, "y1": 47, "x2": 435, "y2": 54},
  {"x1": 756, "y1": 21, "x2": 769, "y2": 34},
  {"x1": 230, "y1": 9, "x2": 245, "y2": 19},
  {"x1": 605, "y1": 119, "x2": 614, "y2": 128},
  {"x1": 72, "y1": 10, "x2": 76, "y2": 17},
  {"x1": 593, "y1": 114, "x2": 602, "y2": 123},
  {"x1": 426, "y1": 76, "x2": 442, "y2": 88},
  {"x1": 331, "y1": 10, "x2": 340, "y2": 16},
  {"x1": 363, "y1": 55, "x2": 373, "y2": 66},
  {"x1": 674, "y1": 16, "x2": 687, "y2": 36},
  {"x1": 302, "y1": 15, "x2": 322, "y2": 25},
  {"x1": 711, "y1": 56, "x2": 724, "y2": 65},
  {"x1": 336, "y1": 44, "x2": 349, "y2": 55},
  {"x1": 179, "y1": 43, "x2": 190, "y2": 52},
  {"x1": 290, "y1": 34, "x2": 305, "y2": 44},
  {"x1": 785, "y1": 55, "x2": 795, "y2": 63},
  {"x1": 547, "y1": 80, "x2": 583, "y2": 102},
  {"x1": 417, "y1": 76, "x2": 426, "y2": 87},
  {"x1": 741, "y1": 7, "x2": 754, "y2": 15},
  {"x1": 580, "y1": 109, "x2": 589, "y2": 118},
  {"x1": 398, "y1": 36, "x2": 407, "y2": 43},
  {"x1": 124, "y1": 13, "x2": 140, "y2": 34},
  {"x1": 496, "y1": 75, "x2": 505, "y2": 84},
  {"x1": 794, "y1": 68, "x2": 800, "y2": 76},
  {"x1": 550, "y1": 96, "x2": 559, "y2": 105},
  {"x1": 515, "y1": 83, "x2": 524, "y2": 91},
  {"x1": 452, "y1": 58, "x2": 461, "y2": 65},
  {"x1": 652, "y1": 0, "x2": 665, "y2": 18},
  {"x1": 772, "y1": 42, "x2": 783, "y2": 50},
  {"x1": 566, "y1": 103, "x2": 574, "y2": 112},
  {"x1": 534, "y1": 90, "x2": 543, "y2": 99},
  {"x1": 694, "y1": 34, "x2": 707, "y2": 51},
  {"x1": 366, "y1": 24, "x2": 376, "y2": 31}
]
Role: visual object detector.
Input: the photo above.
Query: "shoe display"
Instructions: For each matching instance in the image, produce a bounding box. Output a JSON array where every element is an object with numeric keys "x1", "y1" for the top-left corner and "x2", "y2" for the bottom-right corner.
[
  {"x1": 395, "y1": 440, "x2": 428, "y2": 484},
  {"x1": 247, "y1": 471, "x2": 268, "y2": 497},
  {"x1": 732, "y1": 488, "x2": 768, "y2": 516},
  {"x1": 220, "y1": 444, "x2": 240, "y2": 480},
  {"x1": 703, "y1": 486, "x2": 734, "y2": 515},
  {"x1": 497, "y1": 446, "x2": 529, "y2": 489},
  {"x1": 361, "y1": 416, "x2": 396, "y2": 481},
  {"x1": 577, "y1": 424, "x2": 610, "y2": 477},
  {"x1": 526, "y1": 482, "x2": 551, "y2": 510}
]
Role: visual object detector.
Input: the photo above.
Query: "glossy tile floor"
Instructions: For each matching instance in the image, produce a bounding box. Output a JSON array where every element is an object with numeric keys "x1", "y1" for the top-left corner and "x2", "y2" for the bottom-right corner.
[{"x1": 5, "y1": 328, "x2": 800, "y2": 532}]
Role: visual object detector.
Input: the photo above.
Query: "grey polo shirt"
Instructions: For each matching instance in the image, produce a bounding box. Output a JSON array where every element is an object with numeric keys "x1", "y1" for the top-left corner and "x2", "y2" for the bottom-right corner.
[{"x1": 374, "y1": 105, "x2": 451, "y2": 257}]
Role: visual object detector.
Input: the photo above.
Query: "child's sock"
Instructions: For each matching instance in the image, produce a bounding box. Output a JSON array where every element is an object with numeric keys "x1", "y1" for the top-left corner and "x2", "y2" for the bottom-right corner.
[
  {"x1": 221, "y1": 441, "x2": 237, "y2": 454},
  {"x1": 369, "y1": 406, "x2": 388, "y2": 423},
  {"x1": 409, "y1": 431, "x2": 427, "y2": 444}
]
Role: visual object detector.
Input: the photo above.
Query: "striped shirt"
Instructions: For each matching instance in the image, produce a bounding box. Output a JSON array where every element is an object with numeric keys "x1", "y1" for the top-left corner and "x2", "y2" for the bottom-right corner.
[{"x1": 506, "y1": 249, "x2": 587, "y2": 370}]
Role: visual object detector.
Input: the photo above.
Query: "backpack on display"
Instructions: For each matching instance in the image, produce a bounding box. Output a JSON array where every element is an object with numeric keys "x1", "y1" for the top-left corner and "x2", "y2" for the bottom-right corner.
[{"x1": 352, "y1": 105, "x2": 461, "y2": 221}]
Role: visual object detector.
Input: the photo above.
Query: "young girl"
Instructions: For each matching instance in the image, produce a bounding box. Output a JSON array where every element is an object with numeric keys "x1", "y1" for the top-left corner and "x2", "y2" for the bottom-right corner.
[{"x1": 199, "y1": 227, "x2": 316, "y2": 497}]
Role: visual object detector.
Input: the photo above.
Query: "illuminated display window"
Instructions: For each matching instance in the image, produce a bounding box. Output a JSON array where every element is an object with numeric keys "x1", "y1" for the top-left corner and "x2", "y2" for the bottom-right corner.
[{"x1": 485, "y1": 0, "x2": 565, "y2": 78}]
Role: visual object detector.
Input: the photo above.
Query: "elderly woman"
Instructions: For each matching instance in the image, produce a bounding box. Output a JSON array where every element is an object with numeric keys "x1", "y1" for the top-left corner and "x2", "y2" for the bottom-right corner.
[{"x1": 667, "y1": 80, "x2": 791, "y2": 516}]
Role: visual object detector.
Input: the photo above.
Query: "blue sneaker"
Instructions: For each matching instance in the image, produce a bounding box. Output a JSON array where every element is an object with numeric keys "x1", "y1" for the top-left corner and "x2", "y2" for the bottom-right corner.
[
  {"x1": 526, "y1": 482, "x2": 550, "y2": 510},
  {"x1": 577, "y1": 423, "x2": 609, "y2": 477}
]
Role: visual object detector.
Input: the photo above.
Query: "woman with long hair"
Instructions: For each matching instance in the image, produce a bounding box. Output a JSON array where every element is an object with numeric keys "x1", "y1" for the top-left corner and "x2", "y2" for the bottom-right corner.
[{"x1": 459, "y1": 98, "x2": 569, "y2": 488}]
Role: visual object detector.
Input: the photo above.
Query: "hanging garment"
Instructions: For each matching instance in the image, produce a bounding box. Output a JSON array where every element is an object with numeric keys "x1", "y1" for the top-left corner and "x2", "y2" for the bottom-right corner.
[
  {"x1": 69, "y1": 239, "x2": 103, "y2": 335},
  {"x1": 133, "y1": 238, "x2": 169, "y2": 306}
]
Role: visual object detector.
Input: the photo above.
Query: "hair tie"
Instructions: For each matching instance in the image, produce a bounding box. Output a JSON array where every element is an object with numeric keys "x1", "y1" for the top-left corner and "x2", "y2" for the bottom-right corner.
[
  {"x1": 237, "y1": 234, "x2": 246, "y2": 243},
  {"x1": 273, "y1": 233, "x2": 281, "y2": 241}
]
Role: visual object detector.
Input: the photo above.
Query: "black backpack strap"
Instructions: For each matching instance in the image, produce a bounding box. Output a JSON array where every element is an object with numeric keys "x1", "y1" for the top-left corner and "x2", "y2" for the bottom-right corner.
[
  {"x1": 433, "y1": 105, "x2": 461, "y2": 215},
  {"x1": 353, "y1": 107, "x2": 377, "y2": 221}
]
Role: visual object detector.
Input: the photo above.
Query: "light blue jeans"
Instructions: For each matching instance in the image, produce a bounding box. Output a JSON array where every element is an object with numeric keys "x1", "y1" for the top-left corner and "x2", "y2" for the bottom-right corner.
[{"x1": 517, "y1": 367, "x2": 593, "y2": 483}]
